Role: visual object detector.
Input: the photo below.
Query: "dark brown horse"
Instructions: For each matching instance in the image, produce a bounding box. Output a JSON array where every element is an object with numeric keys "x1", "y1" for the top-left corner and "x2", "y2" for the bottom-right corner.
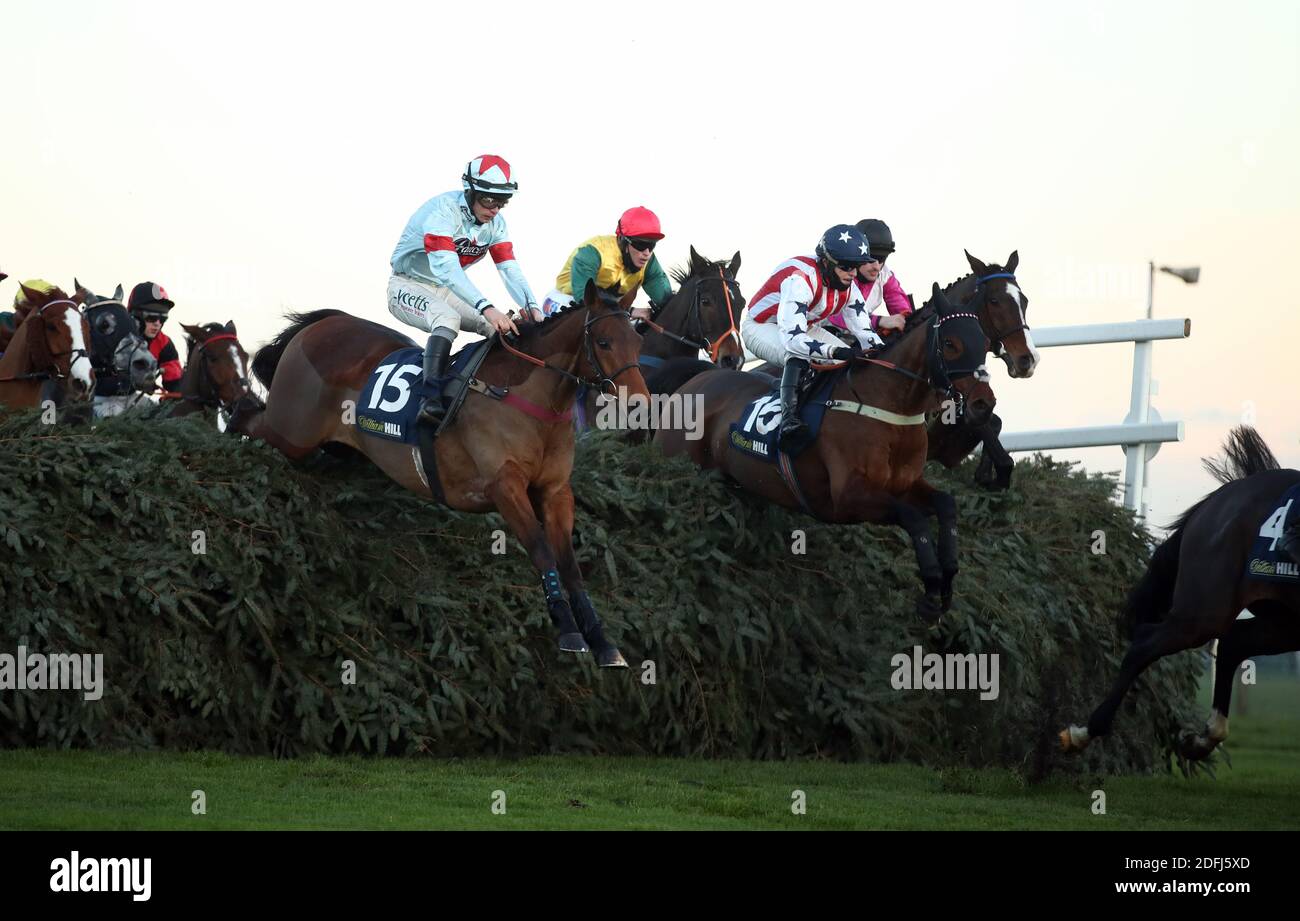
[
  {"x1": 654, "y1": 285, "x2": 988, "y2": 623},
  {"x1": 168, "y1": 322, "x2": 262, "y2": 423},
  {"x1": 575, "y1": 248, "x2": 745, "y2": 432},
  {"x1": 638, "y1": 247, "x2": 745, "y2": 370},
  {"x1": 0, "y1": 283, "x2": 94, "y2": 409},
  {"x1": 232, "y1": 281, "x2": 650, "y2": 665},
  {"x1": 1061, "y1": 427, "x2": 1300, "y2": 761}
]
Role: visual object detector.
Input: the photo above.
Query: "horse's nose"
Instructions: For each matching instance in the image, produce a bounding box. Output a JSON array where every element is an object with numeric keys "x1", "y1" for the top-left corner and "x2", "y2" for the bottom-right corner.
[
  {"x1": 1017, "y1": 353, "x2": 1036, "y2": 376},
  {"x1": 721, "y1": 353, "x2": 741, "y2": 370}
]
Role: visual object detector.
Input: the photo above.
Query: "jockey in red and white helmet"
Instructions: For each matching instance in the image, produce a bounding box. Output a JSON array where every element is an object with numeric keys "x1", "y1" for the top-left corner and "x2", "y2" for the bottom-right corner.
[
  {"x1": 540, "y1": 206, "x2": 674, "y2": 322},
  {"x1": 388, "y1": 154, "x2": 540, "y2": 426}
]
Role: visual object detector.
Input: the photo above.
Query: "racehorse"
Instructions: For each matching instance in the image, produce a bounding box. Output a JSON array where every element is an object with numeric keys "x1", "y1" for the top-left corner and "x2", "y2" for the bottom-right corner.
[
  {"x1": 1060, "y1": 427, "x2": 1300, "y2": 761},
  {"x1": 168, "y1": 322, "x2": 262, "y2": 423},
  {"x1": 0, "y1": 283, "x2": 94, "y2": 409},
  {"x1": 232, "y1": 280, "x2": 650, "y2": 665},
  {"x1": 574, "y1": 248, "x2": 744, "y2": 431},
  {"x1": 74, "y1": 281, "x2": 158, "y2": 416},
  {"x1": 733, "y1": 250, "x2": 1034, "y2": 490},
  {"x1": 654, "y1": 284, "x2": 989, "y2": 623},
  {"x1": 638, "y1": 247, "x2": 744, "y2": 371}
]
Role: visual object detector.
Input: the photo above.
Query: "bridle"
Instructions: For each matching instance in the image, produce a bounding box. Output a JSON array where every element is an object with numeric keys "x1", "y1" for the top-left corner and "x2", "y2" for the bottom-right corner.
[
  {"x1": 641, "y1": 267, "x2": 742, "y2": 363},
  {"x1": 967, "y1": 271, "x2": 1029, "y2": 359},
  {"x1": 0, "y1": 299, "x2": 91, "y2": 383},
  {"x1": 180, "y1": 332, "x2": 261, "y2": 416},
  {"x1": 846, "y1": 310, "x2": 989, "y2": 405},
  {"x1": 497, "y1": 303, "x2": 642, "y2": 396}
]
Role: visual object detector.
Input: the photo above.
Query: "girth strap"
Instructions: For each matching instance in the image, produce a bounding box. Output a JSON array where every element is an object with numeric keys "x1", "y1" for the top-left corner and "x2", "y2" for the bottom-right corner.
[{"x1": 824, "y1": 399, "x2": 926, "y2": 426}]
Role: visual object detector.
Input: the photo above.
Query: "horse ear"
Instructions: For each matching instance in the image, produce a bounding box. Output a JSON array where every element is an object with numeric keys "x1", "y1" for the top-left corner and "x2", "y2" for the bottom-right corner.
[
  {"x1": 180, "y1": 323, "x2": 204, "y2": 340},
  {"x1": 17, "y1": 282, "x2": 41, "y2": 306},
  {"x1": 113, "y1": 284, "x2": 124, "y2": 301},
  {"x1": 619, "y1": 288, "x2": 638, "y2": 311},
  {"x1": 931, "y1": 282, "x2": 950, "y2": 314},
  {"x1": 74, "y1": 277, "x2": 86, "y2": 295},
  {"x1": 689, "y1": 245, "x2": 707, "y2": 274},
  {"x1": 728, "y1": 250, "x2": 742, "y2": 277},
  {"x1": 582, "y1": 278, "x2": 599, "y2": 307},
  {"x1": 1005, "y1": 251, "x2": 1019, "y2": 274},
  {"x1": 965, "y1": 250, "x2": 988, "y2": 276},
  {"x1": 225, "y1": 320, "x2": 237, "y2": 334}
]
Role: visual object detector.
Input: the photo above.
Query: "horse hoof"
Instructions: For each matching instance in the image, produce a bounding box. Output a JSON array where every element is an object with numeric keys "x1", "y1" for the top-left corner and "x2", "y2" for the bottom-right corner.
[
  {"x1": 558, "y1": 633, "x2": 589, "y2": 654},
  {"x1": 1060, "y1": 725, "x2": 1089, "y2": 753},
  {"x1": 596, "y1": 647, "x2": 628, "y2": 668},
  {"x1": 915, "y1": 595, "x2": 943, "y2": 626}
]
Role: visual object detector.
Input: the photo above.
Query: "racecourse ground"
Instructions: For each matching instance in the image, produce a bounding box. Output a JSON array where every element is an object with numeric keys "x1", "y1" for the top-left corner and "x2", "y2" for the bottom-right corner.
[{"x1": 2, "y1": 675, "x2": 1297, "y2": 831}]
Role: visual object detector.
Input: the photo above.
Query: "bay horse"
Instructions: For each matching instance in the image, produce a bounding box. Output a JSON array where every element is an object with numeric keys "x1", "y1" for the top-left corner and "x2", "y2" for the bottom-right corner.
[
  {"x1": 1061, "y1": 426, "x2": 1300, "y2": 762},
  {"x1": 168, "y1": 322, "x2": 262, "y2": 423},
  {"x1": 735, "y1": 250, "x2": 1034, "y2": 490},
  {"x1": 0, "y1": 283, "x2": 94, "y2": 409},
  {"x1": 654, "y1": 285, "x2": 989, "y2": 623},
  {"x1": 231, "y1": 280, "x2": 650, "y2": 665}
]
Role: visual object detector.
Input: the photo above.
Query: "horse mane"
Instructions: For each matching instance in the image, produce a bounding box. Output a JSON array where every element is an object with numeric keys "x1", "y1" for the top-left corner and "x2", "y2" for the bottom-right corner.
[
  {"x1": 253, "y1": 309, "x2": 355, "y2": 389},
  {"x1": 519, "y1": 289, "x2": 632, "y2": 340},
  {"x1": 669, "y1": 253, "x2": 729, "y2": 286}
]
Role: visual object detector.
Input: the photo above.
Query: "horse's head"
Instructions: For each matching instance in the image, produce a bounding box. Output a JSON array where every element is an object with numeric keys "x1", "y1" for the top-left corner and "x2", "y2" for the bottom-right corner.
[
  {"x1": 658, "y1": 247, "x2": 746, "y2": 369},
  {"x1": 579, "y1": 280, "x2": 651, "y2": 402},
  {"x1": 964, "y1": 250, "x2": 1038, "y2": 379},
  {"x1": 951, "y1": 376, "x2": 996, "y2": 427},
  {"x1": 181, "y1": 321, "x2": 258, "y2": 414},
  {"x1": 15, "y1": 281, "x2": 95, "y2": 399},
  {"x1": 76, "y1": 282, "x2": 156, "y2": 389},
  {"x1": 930, "y1": 283, "x2": 991, "y2": 395}
]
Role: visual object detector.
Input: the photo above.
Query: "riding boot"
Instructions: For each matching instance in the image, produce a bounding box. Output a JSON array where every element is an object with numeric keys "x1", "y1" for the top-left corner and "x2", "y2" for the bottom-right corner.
[
  {"x1": 777, "y1": 357, "x2": 809, "y2": 451},
  {"x1": 417, "y1": 330, "x2": 454, "y2": 427}
]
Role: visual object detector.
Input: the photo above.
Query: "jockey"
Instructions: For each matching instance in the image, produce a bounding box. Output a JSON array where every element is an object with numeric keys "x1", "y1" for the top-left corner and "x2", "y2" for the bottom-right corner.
[
  {"x1": 828, "y1": 218, "x2": 911, "y2": 335},
  {"x1": 388, "y1": 154, "x2": 540, "y2": 426},
  {"x1": 541, "y1": 207, "x2": 674, "y2": 322},
  {"x1": 741, "y1": 224, "x2": 884, "y2": 449},
  {"x1": 127, "y1": 282, "x2": 183, "y2": 392}
]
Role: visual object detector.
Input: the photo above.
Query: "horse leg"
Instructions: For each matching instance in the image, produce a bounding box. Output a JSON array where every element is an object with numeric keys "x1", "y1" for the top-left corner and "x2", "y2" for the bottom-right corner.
[
  {"x1": 488, "y1": 462, "x2": 587, "y2": 654},
  {"x1": 890, "y1": 497, "x2": 946, "y2": 626},
  {"x1": 1181, "y1": 603, "x2": 1300, "y2": 761},
  {"x1": 535, "y1": 483, "x2": 627, "y2": 668},
  {"x1": 1061, "y1": 607, "x2": 1223, "y2": 752},
  {"x1": 974, "y1": 414, "x2": 1014, "y2": 491},
  {"x1": 906, "y1": 480, "x2": 959, "y2": 610}
]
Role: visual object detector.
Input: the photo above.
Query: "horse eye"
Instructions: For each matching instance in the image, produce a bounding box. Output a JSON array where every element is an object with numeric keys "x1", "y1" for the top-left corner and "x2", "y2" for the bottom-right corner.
[{"x1": 597, "y1": 338, "x2": 612, "y2": 349}]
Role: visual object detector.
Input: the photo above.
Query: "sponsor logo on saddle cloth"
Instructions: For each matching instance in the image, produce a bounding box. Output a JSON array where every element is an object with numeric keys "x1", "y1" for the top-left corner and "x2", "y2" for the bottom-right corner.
[
  {"x1": 727, "y1": 375, "x2": 838, "y2": 461},
  {"x1": 354, "y1": 345, "x2": 479, "y2": 444},
  {"x1": 1245, "y1": 483, "x2": 1300, "y2": 581}
]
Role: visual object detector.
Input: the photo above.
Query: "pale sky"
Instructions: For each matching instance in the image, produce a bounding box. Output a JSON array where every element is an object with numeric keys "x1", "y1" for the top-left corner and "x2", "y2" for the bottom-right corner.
[{"x1": 3, "y1": 0, "x2": 1298, "y2": 529}]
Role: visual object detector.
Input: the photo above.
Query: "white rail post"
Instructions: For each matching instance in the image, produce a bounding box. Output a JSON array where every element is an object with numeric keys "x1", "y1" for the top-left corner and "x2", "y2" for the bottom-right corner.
[{"x1": 1123, "y1": 338, "x2": 1153, "y2": 515}]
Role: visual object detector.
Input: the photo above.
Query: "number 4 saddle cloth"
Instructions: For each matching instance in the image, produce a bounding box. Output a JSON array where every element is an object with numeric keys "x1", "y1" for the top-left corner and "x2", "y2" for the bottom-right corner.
[
  {"x1": 1246, "y1": 482, "x2": 1300, "y2": 582},
  {"x1": 355, "y1": 341, "x2": 487, "y2": 445}
]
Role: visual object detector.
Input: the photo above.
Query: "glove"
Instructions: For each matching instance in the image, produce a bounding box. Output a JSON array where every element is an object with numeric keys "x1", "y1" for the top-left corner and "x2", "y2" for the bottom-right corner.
[{"x1": 832, "y1": 345, "x2": 860, "y2": 361}]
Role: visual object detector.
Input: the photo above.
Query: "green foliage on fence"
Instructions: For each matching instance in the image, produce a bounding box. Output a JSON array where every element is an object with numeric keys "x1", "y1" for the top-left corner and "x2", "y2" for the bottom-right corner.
[{"x1": 0, "y1": 407, "x2": 1202, "y2": 775}]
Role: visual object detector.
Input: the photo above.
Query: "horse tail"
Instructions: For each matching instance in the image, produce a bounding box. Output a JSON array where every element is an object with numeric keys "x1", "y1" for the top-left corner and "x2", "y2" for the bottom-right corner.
[
  {"x1": 252, "y1": 309, "x2": 348, "y2": 390},
  {"x1": 1124, "y1": 526, "x2": 1185, "y2": 629},
  {"x1": 1202, "y1": 425, "x2": 1280, "y2": 485}
]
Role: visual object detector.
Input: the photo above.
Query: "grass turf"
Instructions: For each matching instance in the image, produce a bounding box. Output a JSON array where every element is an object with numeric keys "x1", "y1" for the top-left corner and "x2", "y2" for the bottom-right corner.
[{"x1": 2, "y1": 675, "x2": 1297, "y2": 831}]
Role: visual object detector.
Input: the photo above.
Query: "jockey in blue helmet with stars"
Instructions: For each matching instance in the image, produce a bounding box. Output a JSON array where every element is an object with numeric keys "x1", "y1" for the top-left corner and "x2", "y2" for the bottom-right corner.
[{"x1": 740, "y1": 224, "x2": 885, "y2": 448}]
